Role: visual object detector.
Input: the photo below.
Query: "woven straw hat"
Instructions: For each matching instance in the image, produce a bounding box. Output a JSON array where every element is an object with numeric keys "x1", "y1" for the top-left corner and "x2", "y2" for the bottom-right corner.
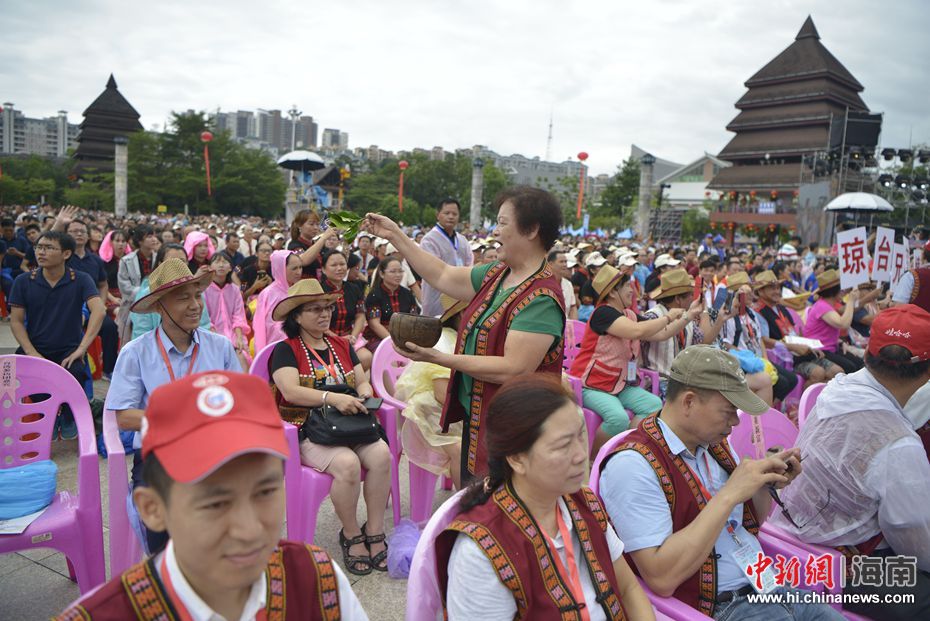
[
  {"x1": 439, "y1": 294, "x2": 470, "y2": 323},
  {"x1": 651, "y1": 269, "x2": 694, "y2": 300},
  {"x1": 271, "y1": 279, "x2": 342, "y2": 321},
  {"x1": 130, "y1": 258, "x2": 213, "y2": 314},
  {"x1": 592, "y1": 264, "x2": 625, "y2": 303},
  {"x1": 752, "y1": 270, "x2": 781, "y2": 291}
]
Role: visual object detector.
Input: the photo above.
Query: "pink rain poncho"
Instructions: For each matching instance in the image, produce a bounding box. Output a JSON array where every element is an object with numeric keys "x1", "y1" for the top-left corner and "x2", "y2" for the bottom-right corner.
[
  {"x1": 184, "y1": 231, "x2": 216, "y2": 263},
  {"x1": 252, "y1": 250, "x2": 293, "y2": 353},
  {"x1": 204, "y1": 280, "x2": 251, "y2": 346},
  {"x1": 98, "y1": 231, "x2": 131, "y2": 263}
]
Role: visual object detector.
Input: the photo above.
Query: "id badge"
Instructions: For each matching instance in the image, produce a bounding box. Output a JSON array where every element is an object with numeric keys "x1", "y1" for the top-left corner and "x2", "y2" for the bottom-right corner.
[
  {"x1": 732, "y1": 543, "x2": 777, "y2": 594},
  {"x1": 627, "y1": 360, "x2": 638, "y2": 380},
  {"x1": 454, "y1": 255, "x2": 464, "y2": 267}
]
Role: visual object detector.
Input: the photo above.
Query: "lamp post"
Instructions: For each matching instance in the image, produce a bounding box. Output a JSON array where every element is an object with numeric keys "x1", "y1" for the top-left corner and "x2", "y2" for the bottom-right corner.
[
  {"x1": 398, "y1": 160, "x2": 409, "y2": 213},
  {"x1": 636, "y1": 153, "x2": 656, "y2": 240},
  {"x1": 470, "y1": 157, "x2": 485, "y2": 229},
  {"x1": 200, "y1": 131, "x2": 213, "y2": 197},
  {"x1": 113, "y1": 136, "x2": 128, "y2": 217},
  {"x1": 576, "y1": 152, "x2": 588, "y2": 220}
]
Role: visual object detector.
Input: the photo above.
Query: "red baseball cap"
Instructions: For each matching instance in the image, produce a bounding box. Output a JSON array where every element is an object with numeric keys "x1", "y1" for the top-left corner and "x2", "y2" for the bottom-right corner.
[
  {"x1": 868, "y1": 304, "x2": 930, "y2": 363},
  {"x1": 141, "y1": 371, "x2": 289, "y2": 483}
]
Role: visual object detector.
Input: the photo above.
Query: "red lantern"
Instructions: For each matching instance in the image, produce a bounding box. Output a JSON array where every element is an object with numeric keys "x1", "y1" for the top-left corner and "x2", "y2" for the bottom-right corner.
[
  {"x1": 749, "y1": 190, "x2": 757, "y2": 198},
  {"x1": 705, "y1": 191, "x2": 711, "y2": 198},
  {"x1": 770, "y1": 190, "x2": 778, "y2": 200},
  {"x1": 577, "y1": 152, "x2": 589, "y2": 161},
  {"x1": 729, "y1": 191, "x2": 737, "y2": 200},
  {"x1": 200, "y1": 131, "x2": 213, "y2": 143},
  {"x1": 710, "y1": 222, "x2": 717, "y2": 230},
  {"x1": 792, "y1": 190, "x2": 799, "y2": 198},
  {"x1": 728, "y1": 222, "x2": 735, "y2": 230}
]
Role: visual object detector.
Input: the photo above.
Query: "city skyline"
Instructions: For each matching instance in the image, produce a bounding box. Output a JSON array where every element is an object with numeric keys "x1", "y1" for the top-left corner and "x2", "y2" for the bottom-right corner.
[{"x1": 3, "y1": 0, "x2": 928, "y2": 175}]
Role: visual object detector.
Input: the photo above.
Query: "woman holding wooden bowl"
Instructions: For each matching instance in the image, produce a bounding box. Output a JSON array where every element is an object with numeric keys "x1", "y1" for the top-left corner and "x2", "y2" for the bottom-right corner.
[{"x1": 363, "y1": 186, "x2": 566, "y2": 483}]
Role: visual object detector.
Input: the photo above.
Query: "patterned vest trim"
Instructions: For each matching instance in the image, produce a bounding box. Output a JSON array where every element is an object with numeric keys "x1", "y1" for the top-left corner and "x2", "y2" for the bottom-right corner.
[
  {"x1": 909, "y1": 268, "x2": 930, "y2": 314},
  {"x1": 439, "y1": 482, "x2": 626, "y2": 621},
  {"x1": 55, "y1": 542, "x2": 339, "y2": 621},
  {"x1": 440, "y1": 261, "x2": 565, "y2": 477},
  {"x1": 603, "y1": 414, "x2": 759, "y2": 617},
  {"x1": 273, "y1": 335, "x2": 357, "y2": 425}
]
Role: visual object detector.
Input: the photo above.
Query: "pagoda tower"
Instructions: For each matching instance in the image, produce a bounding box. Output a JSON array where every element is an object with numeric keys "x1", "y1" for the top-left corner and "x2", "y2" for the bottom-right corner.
[
  {"x1": 72, "y1": 74, "x2": 143, "y2": 175},
  {"x1": 708, "y1": 16, "x2": 874, "y2": 229}
]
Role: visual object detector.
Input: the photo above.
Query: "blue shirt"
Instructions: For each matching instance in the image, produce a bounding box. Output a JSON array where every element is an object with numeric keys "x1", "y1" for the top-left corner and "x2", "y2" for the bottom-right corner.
[
  {"x1": 9, "y1": 268, "x2": 99, "y2": 353},
  {"x1": 599, "y1": 417, "x2": 761, "y2": 592},
  {"x1": 67, "y1": 250, "x2": 107, "y2": 287},
  {"x1": 105, "y1": 326, "x2": 239, "y2": 414},
  {"x1": 2, "y1": 235, "x2": 29, "y2": 276}
]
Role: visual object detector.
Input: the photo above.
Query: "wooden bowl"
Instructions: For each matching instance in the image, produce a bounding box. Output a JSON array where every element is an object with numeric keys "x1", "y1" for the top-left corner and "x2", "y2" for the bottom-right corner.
[{"x1": 389, "y1": 313, "x2": 442, "y2": 350}]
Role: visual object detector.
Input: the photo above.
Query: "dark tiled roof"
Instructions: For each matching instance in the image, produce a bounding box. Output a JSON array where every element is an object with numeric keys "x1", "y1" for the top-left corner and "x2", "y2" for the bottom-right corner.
[
  {"x1": 80, "y1": 74, "x2": 143, "y2": 123},
  {"x1": 735, "y1": 78, "x2": 867, "y2": 111},
  {"x1": 707, "y1": 162, "x2": 804, "y2": 190},
  {"x1": 718, "y1": 125, "x2": 829, "y2": 159},
  {"x1": 746, "y1": 17, "x2": 863, "y2": 91}
]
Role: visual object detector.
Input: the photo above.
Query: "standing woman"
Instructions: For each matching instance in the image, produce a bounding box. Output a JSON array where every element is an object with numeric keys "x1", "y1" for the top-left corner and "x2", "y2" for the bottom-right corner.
[
  {"x1": 100, "y1": 229, "x2": 129, "y2": 320},
  {"x1": 363, "y1": 256, "x2": 419, "y2": 354},
  {"x1": 117, "y1": 224, "x2": 160, "y2": 344},
  {"x1": 184, "y1": 230, "x2": 215, "y2": 274},
  {"x1": 364, "y1": 186, "x2": 566, "y2": 482},
  {"x1": 253, "y1": 250, "x2": 304, "y2": 353},
  {"x1": 288, "y1": 208, "x2": 333, "y2": 280},
  {"x1": 437, "y1": 373, "x2": 654, "y2": 620},
  {"x1": 320, "y1": 250, "x2": 372, "y2": 370},
  {"x1": 204, "y1": 252, "x2": 251, "y2": 370}
]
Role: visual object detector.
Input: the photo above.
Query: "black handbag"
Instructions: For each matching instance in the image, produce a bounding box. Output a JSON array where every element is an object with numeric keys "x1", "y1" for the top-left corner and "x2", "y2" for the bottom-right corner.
[{"x1": 301, "y1": 385, "x2": 382, "y2": 446}]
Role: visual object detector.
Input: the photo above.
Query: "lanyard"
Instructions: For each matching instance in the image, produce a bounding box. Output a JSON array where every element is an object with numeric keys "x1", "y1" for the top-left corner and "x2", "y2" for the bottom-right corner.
[
  {"x1": 160, "y1": 553, "x2": 267, "y2": 621},
  {"x1": 305, "y1": 340, "x2": 339, "y2": 381},
  {"x1": 434, "y1": 224, "x2": 458, "y2": 250},
  {"x1": 539, "y1": 507, "x2": 591, "y2": 621},
  {"x1": 696, "y1": 454, "x2": 743, "y2": 544},
  {"x1": 156, "y1": 329, "x2": 199, "y2": 382}
]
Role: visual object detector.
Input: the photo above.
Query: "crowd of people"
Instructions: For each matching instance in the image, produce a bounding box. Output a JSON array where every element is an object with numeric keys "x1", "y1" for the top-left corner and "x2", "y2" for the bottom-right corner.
[{"x1": 1, "y1": 188, "x2": 927, "y2": 620}]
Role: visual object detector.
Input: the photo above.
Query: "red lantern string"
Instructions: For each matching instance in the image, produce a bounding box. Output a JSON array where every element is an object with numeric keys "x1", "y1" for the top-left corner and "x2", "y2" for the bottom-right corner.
[
  {"x1": 398, "y1": 160, "x2": 409, "y2": 213},
  {"x1": 201, "y1": 131, "x2": 214, "y2": 196},
  {"x1": 576, "y1": 152, "x2": 588, "y2": 219}
]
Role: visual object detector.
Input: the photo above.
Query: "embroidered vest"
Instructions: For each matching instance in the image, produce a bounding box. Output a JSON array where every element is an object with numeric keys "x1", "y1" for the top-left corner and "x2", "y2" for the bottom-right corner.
[
  {"x1": 436, "y1": 483, "x2": 627, "y2": 621},
  {"x1": 440, "y1": 261, "x2": 565, "y2": 478},
  {"x1": 55, "y1": 541, "x2": 340, "y2": 621},
  {"x1": 272, "y1": 336, "x2": 357, "y2": 425},
  {"x1": 601, "y1": 415, "x2": 759, "y2": 617},
  {"x1": 909, "y1": 268, "x2": 930, "y2": 314},
  {"x1": 919, "y1": 421, "x2": 930, "y2": 463},
  {"x1": 570, "y1": 307, "x2": 640, "y2": 394}
]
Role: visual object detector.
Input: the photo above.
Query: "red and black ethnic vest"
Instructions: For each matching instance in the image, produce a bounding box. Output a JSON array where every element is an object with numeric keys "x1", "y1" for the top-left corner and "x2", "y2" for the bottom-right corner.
[
  {"x1": 919, "y1": 420, "x2": 930, "y2": 462},
  {"x1": 436, "y1": 482, "x2": 628, "y2": 620},
  {"x1": 440, "y1": 261, "x2": 565, "y2": 478},
  {"x1": 908, "y1": 268, "x2": 930, "y2": 314},
  {"x1": 601, "y1": 415, "x2": 760, "y2": 617},
  {"x1": 273, "y1": 335, "x2": 357, "y2": 425},
  {"x1": 55, "y1": 541, "x2": 341, "y2": 621}
]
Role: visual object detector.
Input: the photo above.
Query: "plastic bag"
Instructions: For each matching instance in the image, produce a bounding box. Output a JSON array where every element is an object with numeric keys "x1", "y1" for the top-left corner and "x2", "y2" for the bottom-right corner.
[
  {"x1": 386, "y1": 519, "x2": 421, "y2": 579},
  {"x1": 730, "y1": 348, "x2": 764, "y2": 374},
  {"x1": 0, "y1": 459, "x2": 58, "y2": 519}
]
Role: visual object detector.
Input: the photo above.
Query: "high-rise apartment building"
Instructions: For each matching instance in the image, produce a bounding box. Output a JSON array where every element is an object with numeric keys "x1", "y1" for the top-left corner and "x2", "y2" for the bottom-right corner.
[{"x1": 0, "y1": 104, "x2": 79, "y2": 157}]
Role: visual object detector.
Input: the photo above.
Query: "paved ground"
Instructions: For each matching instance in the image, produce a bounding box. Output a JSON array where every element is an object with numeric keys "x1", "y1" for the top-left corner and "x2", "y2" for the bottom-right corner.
[{"x1": 0, "y1": 323, "x2": 452, "y2": 621}]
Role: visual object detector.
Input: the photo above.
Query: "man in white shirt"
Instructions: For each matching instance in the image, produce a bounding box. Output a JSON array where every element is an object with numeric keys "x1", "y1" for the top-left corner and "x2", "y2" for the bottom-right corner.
[
  {"x1": 57, "y1": 371, "x2": 368, "y2": 621},
  {"x1": 547, "y1": 249, "x2": 578, "y2": 320},
  {"x1": 418, "y1": 198, "x2": 473, "y2": 316},
  {"x1": 773, "y1": 304, "x2": 930, "y2": 620}
]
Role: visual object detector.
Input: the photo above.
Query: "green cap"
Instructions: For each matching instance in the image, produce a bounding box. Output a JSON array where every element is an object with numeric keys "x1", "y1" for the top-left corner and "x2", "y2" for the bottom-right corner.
[{"x1": 668, "y1": 345, "x2": 769, "y2": 415}]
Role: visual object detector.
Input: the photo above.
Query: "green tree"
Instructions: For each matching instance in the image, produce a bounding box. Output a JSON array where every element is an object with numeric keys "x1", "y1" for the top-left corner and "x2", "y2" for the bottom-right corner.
[
  {"x1": 680, "y1": 208, "x2": 710, "y2": 242},
  {"x1": 598, "y1": 157, "x2": 640, "y2": 223}
]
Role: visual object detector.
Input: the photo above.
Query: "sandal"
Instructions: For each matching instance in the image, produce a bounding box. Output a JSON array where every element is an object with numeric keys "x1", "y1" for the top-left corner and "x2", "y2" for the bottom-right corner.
[
  {"x1": 339, "y1": 529, "x2": 372, "y2": 576},
  {"x1": 362, "y1": 522, "x2": 389, "y2": 572}
]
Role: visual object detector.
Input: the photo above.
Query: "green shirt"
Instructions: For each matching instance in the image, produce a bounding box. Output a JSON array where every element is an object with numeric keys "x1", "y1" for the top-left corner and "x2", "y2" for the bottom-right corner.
[{"x1": 456, "y1": 262, "x2": 564, "y2": 409}]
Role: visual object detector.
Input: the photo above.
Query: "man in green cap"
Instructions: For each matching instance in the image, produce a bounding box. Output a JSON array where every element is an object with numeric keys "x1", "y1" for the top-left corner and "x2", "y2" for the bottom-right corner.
[{"x1": 598, "y1": 346, "x2": 842, "y2": 619}]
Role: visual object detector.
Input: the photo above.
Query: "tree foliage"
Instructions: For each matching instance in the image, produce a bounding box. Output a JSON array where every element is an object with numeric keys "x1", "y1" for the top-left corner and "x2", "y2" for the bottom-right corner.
[{"x1": 598, "y1": 157, "x2": 640, "y2": 223}]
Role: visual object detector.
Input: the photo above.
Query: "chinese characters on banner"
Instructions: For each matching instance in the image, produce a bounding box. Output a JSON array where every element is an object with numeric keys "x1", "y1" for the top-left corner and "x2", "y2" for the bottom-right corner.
[
  {"x1": 837, "y1": 226, "x2": 871, "y2": 290},
  {"x1": 871, "y1": 227, "x2": 895, "y2": 282},
  {"x1": 892, "y1": 242, "x2": 909, "y2": 288}
]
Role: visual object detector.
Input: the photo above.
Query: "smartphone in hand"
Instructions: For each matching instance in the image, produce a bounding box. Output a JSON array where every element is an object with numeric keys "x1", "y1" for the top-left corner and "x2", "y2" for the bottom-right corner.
[
  {"x1": 693, "y1": 276, "x2": 703, "y2": 303},
  {"x1": 362, "y1": 397, "x2": 383, "y2": 411}
]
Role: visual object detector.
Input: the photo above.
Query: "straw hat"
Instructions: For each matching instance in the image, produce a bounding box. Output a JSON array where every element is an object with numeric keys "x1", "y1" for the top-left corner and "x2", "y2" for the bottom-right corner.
[
  {"x1": 439, "y1": 294, "x2": 470, "y2": 323},
  {"x1": 130, "y1": 259, "x2": 213, "y2": 314},
  {"x1": 726, "y1": 271, "x2": 751, "y2": 291},
  {"x1": 592, "y1": 264, "x2": 625, "y2": 303},
  {"x1": 271, "y1": 279, "x2": 342, "y2": 321},
  {"x1": 781, "y1": 293, "x2": 809, "y2": 311},
  {"x1": 651, "y1": 269, "x2": 694, "y2": 300},
  {"x1": 812, "y1": 269, "x2": 841, "y2": 295},
  {"x1": 752, "y1": 270, "x2": 781, "y2": 291}
]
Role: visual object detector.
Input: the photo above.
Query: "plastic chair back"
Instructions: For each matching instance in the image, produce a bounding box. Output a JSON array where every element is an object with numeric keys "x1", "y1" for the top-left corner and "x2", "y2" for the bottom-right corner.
[
  {"x1": 102, "y1": 409, "x2": 143, "y2": 577},
  {"x1": 729, "y1": 408, "x2": 799, "y2": 463},
  {"x1": 371, "y1": 338, "x2": 411, "y2": 413},
  {"x1": 562, "y1": 320, "x2": 586, "y2": 372},
  {"x1": 406, "y1": 489, "x2": 467, "y2": 621},
  {"x1": 0, "y1": 355, "x2": 105, "y2": 592},
  {"x1": 249, "y1": 339, "x2": 282, "y2": 381},
  {"x1": 588, "y1": 429, "x2": 635, "y2": 496},
  {"x1": 798, "y1": 382, "x2": 825, "y2": 428}
]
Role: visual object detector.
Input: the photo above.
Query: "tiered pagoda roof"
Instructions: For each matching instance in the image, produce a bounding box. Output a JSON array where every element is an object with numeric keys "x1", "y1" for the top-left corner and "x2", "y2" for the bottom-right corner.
[
  {"x1": 708, "y1": 16, "x2": 870, "y2": 192},
  {"x1": 73, "y1": 75, "x2": 143, "y2": 175}
]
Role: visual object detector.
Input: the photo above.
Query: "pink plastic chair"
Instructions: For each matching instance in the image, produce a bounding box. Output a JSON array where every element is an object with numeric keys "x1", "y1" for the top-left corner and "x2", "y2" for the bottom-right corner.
[
  {"x1": 102, "y1": 409, "x2": 143, "y2": 578},
  {"x1": 0, "y1": 355, "x2": 105, "y2": 593},
  {"x1": 251, "y1": 341, "x2": 399, "y2": 541},
  {"x1": 729, "y1": 408, "x2": 798, "y2": 461},
  {"x1": 798, "y1": 382, "x2": 825, "y2": 428},
  {"x1": 371, "y1": 339, "x2": 445, "y2": 523}
]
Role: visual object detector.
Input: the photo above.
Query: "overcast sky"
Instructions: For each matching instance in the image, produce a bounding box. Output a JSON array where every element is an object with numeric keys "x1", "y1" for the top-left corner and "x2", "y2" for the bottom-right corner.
[{"x1": 3, "y1": 0, "x2": 928, "y2": 174}]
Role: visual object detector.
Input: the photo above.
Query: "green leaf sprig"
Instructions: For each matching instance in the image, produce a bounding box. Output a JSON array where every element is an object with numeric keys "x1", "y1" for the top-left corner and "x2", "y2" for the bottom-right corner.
[{"x1": 326, "y1": 210, "x2": 366, "y2": 245}]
